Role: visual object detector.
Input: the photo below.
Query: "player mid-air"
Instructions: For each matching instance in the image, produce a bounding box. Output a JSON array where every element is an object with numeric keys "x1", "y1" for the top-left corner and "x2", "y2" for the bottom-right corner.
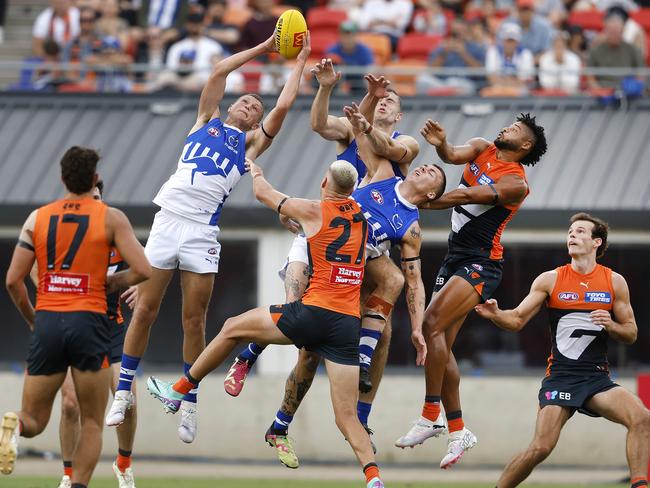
[
  {"x1": 106, "y1": 32, "x2": 312, "y2": 445},
  {"x1": 396, "y1": 114, "x2": 548, "y2": 468},
  {"x1": 476, "y1": 213, "x2": 649, "y2": 488},
  {"x1": 147, "y1": 159, "x2": 388, "y2": 488}
]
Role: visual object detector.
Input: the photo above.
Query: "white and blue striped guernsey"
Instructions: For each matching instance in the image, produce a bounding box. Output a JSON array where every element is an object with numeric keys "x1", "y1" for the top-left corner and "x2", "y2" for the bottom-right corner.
[
  {"x1": 153, "y1": 118, "x2": 247, "y2": 227},
  {"x1": 352, "y1": 177, "x2": 419, "y2": 255}
]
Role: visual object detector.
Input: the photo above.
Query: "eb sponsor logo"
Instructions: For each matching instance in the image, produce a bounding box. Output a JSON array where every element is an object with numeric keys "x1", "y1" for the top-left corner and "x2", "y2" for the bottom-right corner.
[
  {"x1": 558, "y1": 292, "x2": 579, "y2": 302},
  {"x1": 545, "y1": 390, "x2": 572, "y2": 401},
  {"x1": 585, "y1": 291, "x2": 611, "y2": 303}
]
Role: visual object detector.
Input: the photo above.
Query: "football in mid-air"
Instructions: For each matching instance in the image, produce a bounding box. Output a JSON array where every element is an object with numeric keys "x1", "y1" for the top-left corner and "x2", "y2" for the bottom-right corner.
[{"x1": 275, "y1": 9, "x2": 308, "y2": 59}]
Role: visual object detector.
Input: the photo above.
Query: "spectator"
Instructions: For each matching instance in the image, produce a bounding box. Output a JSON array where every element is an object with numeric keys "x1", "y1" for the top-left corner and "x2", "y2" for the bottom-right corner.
[
  {"x1": 500, "y1": 0, "x2": 553, "y2": 59},
  {"x1": 417, "y1": 17, "x2": 487, "y2": 94},
  {"x1": 205, "y1": 0, "x2": 241, "y2": 53},
  {"x1": 329, "y1": 0, "x2": 364, "y2": 19},
  {"x1": 239, "y1": 0, "x2": 278, "y2": 51},
  {"x1": 484, "y1": 23, "x2": 534, "y2": 95},
  {"x1": 134, "y1": 26, "x2": 167, "y2": 82},
  {"x1": 96, "y1": 0, "x2": 130, "y2": 50},
  {"x1": 91, "y1": 36, "x2": 133, "y2": 92},
  {"x1": 147, "y1": 0, "x2": 181, "y2": 29},
  {"x1": 260, "y1": 53, "x2": 291, "y2": 94},
  {"x1": 413, "y1": 0, "x2": 448, "y2": 36},
  {"x1": 538, "y1": 31, "x2": 581, "y2": 93},
  {"x1": 32, "y1": 39, "x2": 67, "y2": 90},
  {"x1": 32, "y1": 0, "x2": 80, "y2": 56},
  {"x1": 326, "y1": 21, "x2": 374, "y2": 94},
  {"x1": 535, "y1": 0, "x2": 566, "y2": 28},
  {"x1": 605, "y1": 5, "x2": 647, "y2": 60},
  {"x1": 61, "y1": 8, "x2": 103, "y2": 80},
  {"x1": 567, "y1": 24, "x2": 588, "y2": 62},
  {"x1": 118, "y1": 0, "x2": 140, "y2": 27},
  {"x1": 587, "y1": 10, "x2": 645, "y2": 89},
  {"x1": 357, "y1": 0, "x2": 414, "y2": 51}
]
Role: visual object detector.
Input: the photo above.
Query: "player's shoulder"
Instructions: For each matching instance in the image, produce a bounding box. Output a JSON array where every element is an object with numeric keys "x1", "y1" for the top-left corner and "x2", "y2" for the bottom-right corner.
[{"x1": 534, "y1": 269, "x2": 558, "y2": 291}]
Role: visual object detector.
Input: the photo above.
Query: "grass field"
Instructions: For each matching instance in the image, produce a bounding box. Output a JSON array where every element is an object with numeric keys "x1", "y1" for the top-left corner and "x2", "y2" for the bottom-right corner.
[{"x1": 0, "y1": 479, "x2": 627, "y2": 488}]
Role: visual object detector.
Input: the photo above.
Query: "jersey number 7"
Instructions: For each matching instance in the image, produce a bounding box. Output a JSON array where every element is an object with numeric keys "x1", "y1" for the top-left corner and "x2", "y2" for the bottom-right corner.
[{"x1": 46, "y1": 214, "x2": 89, "y2": 271}]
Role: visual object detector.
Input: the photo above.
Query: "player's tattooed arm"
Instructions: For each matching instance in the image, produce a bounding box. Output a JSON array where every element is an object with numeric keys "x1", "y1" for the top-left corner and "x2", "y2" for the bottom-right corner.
[
  {"x1": 6, "y1": 211, "x2": 37, "y2": 330},
  {"x1": 595, "y1": 272, "x2": 637, "y2": 344},
  {"x1": 400, "y1": 222, "x2": 427, "y2": 366},
  {"x1": 475, "y1": 270, "x2": 556, "y2": 331},
  {"x1": 420, "y1": 174, "x2": 527, "y2": 210},
  {"x1": 420, "y1": 120, "x2": 490, "y2": 165}
]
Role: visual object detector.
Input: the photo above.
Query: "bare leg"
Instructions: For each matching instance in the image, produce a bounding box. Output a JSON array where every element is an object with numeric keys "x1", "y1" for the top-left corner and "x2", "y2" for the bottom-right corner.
[
  {"x1": 59, "y1": 371, "x2": 80, "y2": 470},
  {"x1": 122, "y1": 267, "x2": 174, "y2": 358},
  {"x1": 279, "y1": 349, "x2": 321, "y2": 417},
  {"x1": 325, "y1": 360, "x2": 376, "y2": 468},
  {"x1": 584, "y1": 387, "x2": 650, "y2": 481},
  {"x1": 180, "y1": 271, "x2": 215, "y2": 364},
  {"x1": 18, "y1": 373, "x2": 67, "y2": 437},
  {"x1": 497, "y1": 406, "x2": 571, "y2": 488},
  {"x1": 70, "y1": 367, "x2": 112, "y2": 486}
]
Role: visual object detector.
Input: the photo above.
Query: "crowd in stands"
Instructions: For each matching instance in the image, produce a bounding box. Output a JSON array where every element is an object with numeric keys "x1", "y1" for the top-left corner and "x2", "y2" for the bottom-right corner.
[{"x1": 10, "y1": 0, "x2": 650, "y2": 96}]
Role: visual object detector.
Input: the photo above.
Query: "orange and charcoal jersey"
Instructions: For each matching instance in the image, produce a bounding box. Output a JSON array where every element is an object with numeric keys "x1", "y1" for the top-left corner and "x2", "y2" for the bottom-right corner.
[
  {"x1": 302, "y1": 199, "x2": 368, "y2": 317},
  {"x1": 545, "y1": 264, "x2": 615, "y2": 377},
  {"x1": 449, "y1": 144, "x2": 529, "y2": 260},
  {"x1": 33, "y1": 197, "x2": 111, "y2": 314},
  {"x1": 107, "y1": 248, "x2": 126, "y2": 324}
]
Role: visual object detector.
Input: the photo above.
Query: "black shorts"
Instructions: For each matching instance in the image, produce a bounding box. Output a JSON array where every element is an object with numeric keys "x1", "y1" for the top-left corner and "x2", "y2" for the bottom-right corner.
[
  {"x1": 271, "y1": 301, "x2": 360, "y2": 366},
  {"x1": 27, "y1": 311, "x2": 112, "y2": 375},
  {"x1": 432, "y1": 249, "x2": 503, "y2": 302},
  {"x1": 109, "y1": 318, "x2": 127, "y2": 364},
  {"x1": 538, "y1": 372, "x2": 619, "y2": 417}
]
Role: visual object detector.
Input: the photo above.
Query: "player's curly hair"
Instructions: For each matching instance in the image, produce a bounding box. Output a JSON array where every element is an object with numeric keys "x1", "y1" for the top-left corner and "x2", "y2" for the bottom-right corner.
[
  {"x1": 60, "y1": 146, "x2": 99, "y2": 194},
  {"x1": 517, "y1": 113, "x2": 547, "y2": 167}
]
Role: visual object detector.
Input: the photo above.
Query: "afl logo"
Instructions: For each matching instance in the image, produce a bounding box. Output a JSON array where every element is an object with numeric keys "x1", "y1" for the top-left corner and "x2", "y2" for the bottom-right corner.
[
  {"x1": 469, "y1": 163, "x2": 480, "y2": 175},
  {"x1": 207, "y1": 127, "x2": 220, "y2": 137},
  {"x1": 371, "y1": 189, "x2": 384, "y2": 205},
  {"x1": 558, "y1": 292, "x2": 579, "y2": 302},
  {"x1": 208, "y1": 248, "x2": 218, "y2": 255}
]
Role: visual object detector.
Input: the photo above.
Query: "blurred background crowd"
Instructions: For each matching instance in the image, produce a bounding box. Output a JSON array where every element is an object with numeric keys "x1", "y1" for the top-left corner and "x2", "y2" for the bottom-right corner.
[{"x1": 1, "y1": 0, "x2": 649, "y2": 96}]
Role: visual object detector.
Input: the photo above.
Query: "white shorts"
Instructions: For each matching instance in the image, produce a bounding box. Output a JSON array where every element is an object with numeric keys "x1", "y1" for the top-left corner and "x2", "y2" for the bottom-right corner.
[
  {"x1": 145, "y1": 210, "x2": 221, "y2": 274},
  {"x1": 366, "y1": 241, "x2": 391, "y2": 261},
  {"x1": 278, "y1": 234, "x2": 309, "y2": 280}
]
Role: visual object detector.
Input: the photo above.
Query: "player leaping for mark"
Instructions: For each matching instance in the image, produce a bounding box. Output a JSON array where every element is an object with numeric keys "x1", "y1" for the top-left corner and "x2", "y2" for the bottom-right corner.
[
  {"x1": 147, "y1": 159, "x2": 388, "y2": 488},
  {"x1": 396, "y1": 114, "x2": 547, "y2": 469},
  {"x1": 105, "y1": 32, "x2": 312, "y2": 444},
  {"x1": 475, "y1": 213, "x2": 649, "y2": 488}
]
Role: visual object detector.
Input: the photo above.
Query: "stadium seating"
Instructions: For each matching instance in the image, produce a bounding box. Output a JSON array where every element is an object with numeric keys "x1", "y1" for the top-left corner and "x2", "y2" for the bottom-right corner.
[
  {"x1": 356, "y1": 33, "x2": 392, "y2": 65},
  {"x1": 631, "y1": 8, "x2": 650, "y2": 33},
  {"x1": 387, "y1": 58, "x2": 427, "y2": 96},
  {"x1": 242, "y1": 60, "x2": 263, "y2": 92},
  {"x1": 306, "y1": 7, "x2": 348, "y2": 35},
  {"x1": 568, "y1": 10, "x2": 604, "y2": 32},
  {"x1": 223, "y1": 7, "x2": 253, "y2": 28},
  {"x1": 309, "y1": 31, "x2": 339, "y2": 59},
  {"x1": 397, "y1": 33, "x2": 442, "y2": 61}
]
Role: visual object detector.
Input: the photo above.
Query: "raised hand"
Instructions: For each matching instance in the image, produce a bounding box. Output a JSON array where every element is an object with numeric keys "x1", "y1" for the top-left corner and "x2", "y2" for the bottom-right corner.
[
  {"x1": 121, "y1": 285, "x2": 139, "y2": 310},
  {"x1": 296, "y1": 30, "x2": 311, "y2": 62},
  {"x1": 474, "y1": 298, "x2": 499, "y2": 320},
  {"x1": 365, "y1": 74, "x2": 391, "y2": 99},
  {"x1": 264, "y1": 33, "x2": 277, "y2": 53},
  {"x1": 420, "y1": 119, "x2": 447, "y2": 147},
  {"x1": 411, "y1": 330, "x2": 427, "y2": 366},
  {"x1": 310, "y1": 58, "x2": 341, "y2": 87},
  {"x1": 343, "y1": 103, "x2": 371, "y2": 133},
  {"x1": 248, "y1": 159, "x2": 264, "y2": 178}
]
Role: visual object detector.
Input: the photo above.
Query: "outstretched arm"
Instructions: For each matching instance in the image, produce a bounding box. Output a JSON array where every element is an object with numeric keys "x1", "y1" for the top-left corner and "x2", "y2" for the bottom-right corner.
[
  {"x1": 247, "y1": 32, "x2": 312, "y2": 160},
  {"x1": 310, "y1": 58, "x2": 351, "y2": 142},
  {"x1": 358, "y1": 74, "x2": 390, "y2": 125},
  {"x1": 400, "y1": 222, "x2": 427, "y2": 366},
  {"x1": 193, "y1": 35, "x2": 276, "y2": 131},
  {"x1": 249, "y1": 161, "x2": 321, "y2": 236},
  {"x1": 475, "y1": 271, "x2": 556, "y2": 331},
  {"x1": 419, "y1": 173, "x2": 527, "y2": 210},
  {"x1": 421, "y1": 119, "x2": 490, "y2": 165},
  {"x1": 592, "y1": 272, "x2": 637, "y2": 344}
]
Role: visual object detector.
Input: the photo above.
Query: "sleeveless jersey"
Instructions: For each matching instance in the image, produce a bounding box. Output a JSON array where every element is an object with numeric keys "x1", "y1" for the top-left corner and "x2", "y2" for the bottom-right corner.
[
  {"x1": 107, "y1": 248, "x2": 126, "y2": 324},
  {"x1": 545, "y1": 264, "x2": 615, "y2": 376},
  {"x1": 303, "y1": 199, "x2": 368, "y2": 317},
  {"x1": 337, "y1": 131, "x2": 406, "y2": 185},
  {"x1": 153, "y1": 118, "x2": 247, "y2": 227},
  {"x1": 33, "y1": 198, "x2": 110, "y2": 314},
  {"x1": 449, "y1": 144, "x2": 528, "y2": 260},
  {"x1": 353, "y1": 177, "x2": 419, "y2": 255}
]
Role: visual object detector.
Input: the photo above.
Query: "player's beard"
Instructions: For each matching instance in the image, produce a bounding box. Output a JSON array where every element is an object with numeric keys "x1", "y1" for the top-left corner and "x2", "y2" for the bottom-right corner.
[{"x1": 494, "y1": 138, "x2": 518, "y2": 151}]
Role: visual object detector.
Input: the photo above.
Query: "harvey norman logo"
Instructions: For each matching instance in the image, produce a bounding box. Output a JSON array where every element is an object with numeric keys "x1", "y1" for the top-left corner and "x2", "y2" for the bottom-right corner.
[
  {"x1": 330, "y1": 264, "x2": 364, "y2": 286},
  {"x1": 45, "y1": 273, "x2": 89, "y2": 294}
]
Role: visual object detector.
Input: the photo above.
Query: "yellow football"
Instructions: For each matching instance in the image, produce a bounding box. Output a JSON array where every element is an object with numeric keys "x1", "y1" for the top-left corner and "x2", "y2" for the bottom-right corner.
[{"x1": 275, "y1": 9, "x2": 308, "y2": 59}]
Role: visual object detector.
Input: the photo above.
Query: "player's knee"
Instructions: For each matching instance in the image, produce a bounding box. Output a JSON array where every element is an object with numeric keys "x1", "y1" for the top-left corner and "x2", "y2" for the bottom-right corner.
[
  {"x1": 385, "y1": 271, "x2": 405, "y2": 298},
  {"x1": 528, "y1": 442, "x2": 553, "y2": 461},
  {"x1": 298, "y1": 350, "x2": 320, "y2": 374},
  {"x1": 630, "y1": 408, "x2": 650, "y2": 432},
  {"x1": 132, "y1": 300, "x2": 160, "y2": 327},
  {"x1": 61, "y1": 395, "x2": 80, "y2": 420},
  {"x1": 333, "y1": 406, "x2": 357, "y2": 431},
  {"x1": 182, "y1": 314, "x2": 206, "y2": 335}
]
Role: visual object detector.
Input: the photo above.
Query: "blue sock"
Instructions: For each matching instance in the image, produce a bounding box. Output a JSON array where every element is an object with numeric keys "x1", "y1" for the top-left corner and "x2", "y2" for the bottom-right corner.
[
  {"x1": 272, "y1": 410, "x2": 293, "y2": 434},
  {"x1": 359, "y1": 329, "x2": 382, "y2": 371},
  {"x1": 357, "y1": 401, "x2": 372, "y2": 426},
  {"x1": 237, "y1": 343, "x2": 265, "y2": 365},
  {"x1": 117, "y1": 354, "x2": 140, "y2": 392},
  {"x1": 183, "y1": 363, "x2": 198, "y2": 403}
]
